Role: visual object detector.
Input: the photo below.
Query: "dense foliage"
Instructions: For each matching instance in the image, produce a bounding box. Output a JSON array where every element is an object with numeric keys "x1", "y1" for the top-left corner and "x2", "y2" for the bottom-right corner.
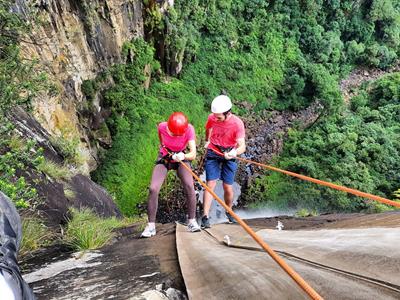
[
  {"x1": 249, "y1": 73, "x2": 400, "y2": 212},
  {"x1": 94, "y1": 0, "x2": 400, "y2": 215}
]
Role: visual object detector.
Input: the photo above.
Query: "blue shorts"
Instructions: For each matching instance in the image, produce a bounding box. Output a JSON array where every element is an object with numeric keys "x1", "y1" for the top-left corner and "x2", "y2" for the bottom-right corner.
[{"x1": 204, "y1": 149, "x2": 238, "y2": 185}]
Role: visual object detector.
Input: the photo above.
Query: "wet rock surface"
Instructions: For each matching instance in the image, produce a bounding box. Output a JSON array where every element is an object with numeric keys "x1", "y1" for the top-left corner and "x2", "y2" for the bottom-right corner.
[
  {"x1": 245, "y1": 211, "x2": 400, "y2": 230},
  {"x1": 22, "y1": 223, "x2": 186, "y2": 300}
]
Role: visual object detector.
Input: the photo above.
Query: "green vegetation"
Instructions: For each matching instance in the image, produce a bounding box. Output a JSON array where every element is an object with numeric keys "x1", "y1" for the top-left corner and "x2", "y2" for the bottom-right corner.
[
  {"x1": 0, "y1": 126, "x2": 44, "y2": 209},
  {"x1": 64, "y1": 208, "x2": 141, "y2": 251},
  {"x1": 1, "y1": 0, "x2": 399, "y2": 216},
  {"x1": 20, "y1": 217, "x2": 51, "y2": 256},
  {"x1": 49, "y1": 132, "x2": 86, "y2": 167},
  {"x1": 249, "y1": 73, "x2": 400, "y2": 212},
  {"x1": 93, "y1": 0, "x2": 399, "y2": 215},
  {"x1": 21, "y1": 208, "x2": 144, "y2": 255},
  {"x1": 0, "y1": 1, "x2": 47, "y2": 113},
  {"x1": 63, "y1": 186, "x2": 76, "y2": 199},
  {"x1": 394, "y1": 189, "x2": 400, "y2": 201},
  {"x1": 92, "y1": 39, "x2": 206, "y2": 215},
  {"x1": 0, "y1": 1, "x2": 48, "y2": 209},
  {"x1": 37, "y1": 159, "x2": 73, "y2": 180},
  {"x1": 295, "y1": 208, "x2": 318, "y2": 218}
]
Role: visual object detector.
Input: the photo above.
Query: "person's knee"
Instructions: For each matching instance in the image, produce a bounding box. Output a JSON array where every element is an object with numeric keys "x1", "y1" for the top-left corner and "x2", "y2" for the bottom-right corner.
[
  {"x1": 149, "y1": 185, "x2": 161, "y2": 195},
  {"x1": 183, "y1": 182, "x2": 195, "y2": 195},
  {"x1": 207, "y1": 180, "x2": 217, "y2": 189},
  {"x1": 223, "y1": 183, "x2": 233, "y2": 194}
]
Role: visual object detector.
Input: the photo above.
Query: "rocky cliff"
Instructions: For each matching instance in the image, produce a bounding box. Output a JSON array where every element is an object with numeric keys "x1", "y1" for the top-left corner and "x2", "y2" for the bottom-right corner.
[
  {"x1": 8, "y1": 106, "x2": 121, "y2": 225},
  {"x1": 15, "y1": 0, "x2": 144, "y2": 173}
]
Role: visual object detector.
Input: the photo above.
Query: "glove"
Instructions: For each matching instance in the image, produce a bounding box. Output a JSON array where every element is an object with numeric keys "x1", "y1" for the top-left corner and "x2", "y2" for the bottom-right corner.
[
  {"x1": 172, "y1": 152, "x2": 185, "y2": 161},
  {"x1": 204, "y1": 141, "x2": 210, "y2": 149},
  {"x1": 224, "y1": 148, "x2": 237, "y2": 160}
]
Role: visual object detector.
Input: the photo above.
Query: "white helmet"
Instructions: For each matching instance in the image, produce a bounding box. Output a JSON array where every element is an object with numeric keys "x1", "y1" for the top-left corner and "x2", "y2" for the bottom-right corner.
[{"x1": 211, "y1": 95, "x2": 232, "y2": 113}]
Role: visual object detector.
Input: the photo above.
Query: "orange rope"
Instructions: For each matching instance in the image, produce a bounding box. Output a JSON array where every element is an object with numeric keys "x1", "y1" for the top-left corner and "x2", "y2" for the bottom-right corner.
[
  {"x1": 213, "y1": 149, "x2": 400, "y2": 208},
  {"x1": 176, "y1": 159, "x2": 323, "y2": 300}
]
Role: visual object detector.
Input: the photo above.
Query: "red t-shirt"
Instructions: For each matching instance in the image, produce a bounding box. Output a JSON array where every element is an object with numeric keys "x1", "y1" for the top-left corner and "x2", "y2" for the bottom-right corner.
[
  {"x1": 158, "y1": 122, "x2": 195, "y2": 156},
  {"x1": 205, "y1": 114, "x2": 245, "y2": 151}
]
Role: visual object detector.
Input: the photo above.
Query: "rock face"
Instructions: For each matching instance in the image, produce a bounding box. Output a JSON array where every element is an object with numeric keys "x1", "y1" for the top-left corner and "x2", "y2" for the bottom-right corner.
[
  {"x1": 8, "y1": 107, "x2": 121, "y2": 225},
  {"x1": 3, "y1": 0, "x2": 184, "y2": 223},
  {"x1": 14, "y1": 0, "x2": 144, "y2": 173},
  {"x1": 243, "y1": 101, "x2": 324, "y2": 165},
  {"x1": 237, "y1": 101, "x2": 324, "y2": 203},
  {"x1": 22, "y1": 224, "x2": 186, "y2": 299}
]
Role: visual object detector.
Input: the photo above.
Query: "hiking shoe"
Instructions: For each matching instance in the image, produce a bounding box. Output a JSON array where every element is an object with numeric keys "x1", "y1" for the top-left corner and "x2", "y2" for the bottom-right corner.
[
  {"x1": 140, "y1": 224, "x2": 156, "y2": 238},
  {"x1": 187, "y1": 220, "x2": 201, "y2": 232},
  {"x1": 201, "y1": 215, "x2": 211, "y2": 229},
  {"x1": 0, "y1": 191, "x2": 36, "y2": 299},
  {"x1": 226, "y1": 212, "x2": 237, "y2": 224}
]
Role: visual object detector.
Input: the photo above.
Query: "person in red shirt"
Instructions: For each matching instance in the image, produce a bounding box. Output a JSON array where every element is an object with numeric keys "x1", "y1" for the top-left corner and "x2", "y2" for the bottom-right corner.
[
  {"x1": 201, "y1": 95, "x2": 246, "y2": 228},
  {"x1": 141, "y1": 112, "x2": 201, "y2": 237}
]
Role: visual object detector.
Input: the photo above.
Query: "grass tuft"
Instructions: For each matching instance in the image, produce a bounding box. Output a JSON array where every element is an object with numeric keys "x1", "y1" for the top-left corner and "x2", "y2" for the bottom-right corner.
[
  {"x1": 64, "y1": 208, "x2": 140, "y2": 251},
  {"x1": 20, "y1": 217, "x2": 52, "y2": 256},
  {"x1": 37, "y1": 159, "x2": 72, "y2": 180}
]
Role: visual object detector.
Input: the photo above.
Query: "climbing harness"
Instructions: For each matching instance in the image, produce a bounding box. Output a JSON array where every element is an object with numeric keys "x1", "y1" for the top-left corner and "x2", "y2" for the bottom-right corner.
[
  {"x1": 156, "y1": 146, "x2": 188, "y2": 170},
  {"x1": 156, "y1": 154, "x2": 180, "y2": 170},
  {"x1": 210, "y1": 143, "x2": 234, "y2": 154}
]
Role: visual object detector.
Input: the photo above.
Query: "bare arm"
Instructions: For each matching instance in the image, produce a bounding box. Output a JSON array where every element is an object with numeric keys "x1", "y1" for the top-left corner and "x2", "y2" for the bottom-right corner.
[
  {"x1": 205, "y1": 127, "x2": 212, "y2": 142},
  {"x1": 235, "y1": 138, "x2": 246, "y2": 155},
  {"x1": 184, "y1": 140, "x2": 197, "y2": 161}
]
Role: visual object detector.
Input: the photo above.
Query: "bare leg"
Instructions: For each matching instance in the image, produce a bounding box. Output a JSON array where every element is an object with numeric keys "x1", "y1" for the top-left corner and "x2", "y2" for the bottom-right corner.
[
  {"x1": 202, "y1": 180, "x2": 217, "y2": 217},
  {"x1": 223, "y1": 182, "x2": 234, "y2": 209}
]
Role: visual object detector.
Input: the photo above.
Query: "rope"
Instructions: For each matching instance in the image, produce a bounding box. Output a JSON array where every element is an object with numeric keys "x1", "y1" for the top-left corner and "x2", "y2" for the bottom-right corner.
[
  {"x1": 212, "y1": 149, "x2": 400, "y2": 208},
  {"x1": 168, "y1": 151, "x2": 323, "y2": 300}
]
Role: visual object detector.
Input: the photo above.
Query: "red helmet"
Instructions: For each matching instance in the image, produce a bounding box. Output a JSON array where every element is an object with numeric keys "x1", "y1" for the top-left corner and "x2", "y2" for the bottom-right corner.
[{"x1": 167, "y1": 112, "x2": 188, "y2": 136}]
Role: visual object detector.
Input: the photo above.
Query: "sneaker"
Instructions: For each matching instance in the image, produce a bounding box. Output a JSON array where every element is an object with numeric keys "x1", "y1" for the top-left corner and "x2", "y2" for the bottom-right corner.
[
  {"x1": 140, "y1": 224, "x2": 156, "y2": 238},
  {"x1": 0, "y1": 191, "x2": 36, "y2": 299},
  {"x1": 187, "y1": 220, "x2": 201, "y2": 232},
  {"x1": 226, "y1": 211, "x2": 237, "y2": 224},
  {"x1": 201, "y1": 215, "x2": 211, "y2": 229}
]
